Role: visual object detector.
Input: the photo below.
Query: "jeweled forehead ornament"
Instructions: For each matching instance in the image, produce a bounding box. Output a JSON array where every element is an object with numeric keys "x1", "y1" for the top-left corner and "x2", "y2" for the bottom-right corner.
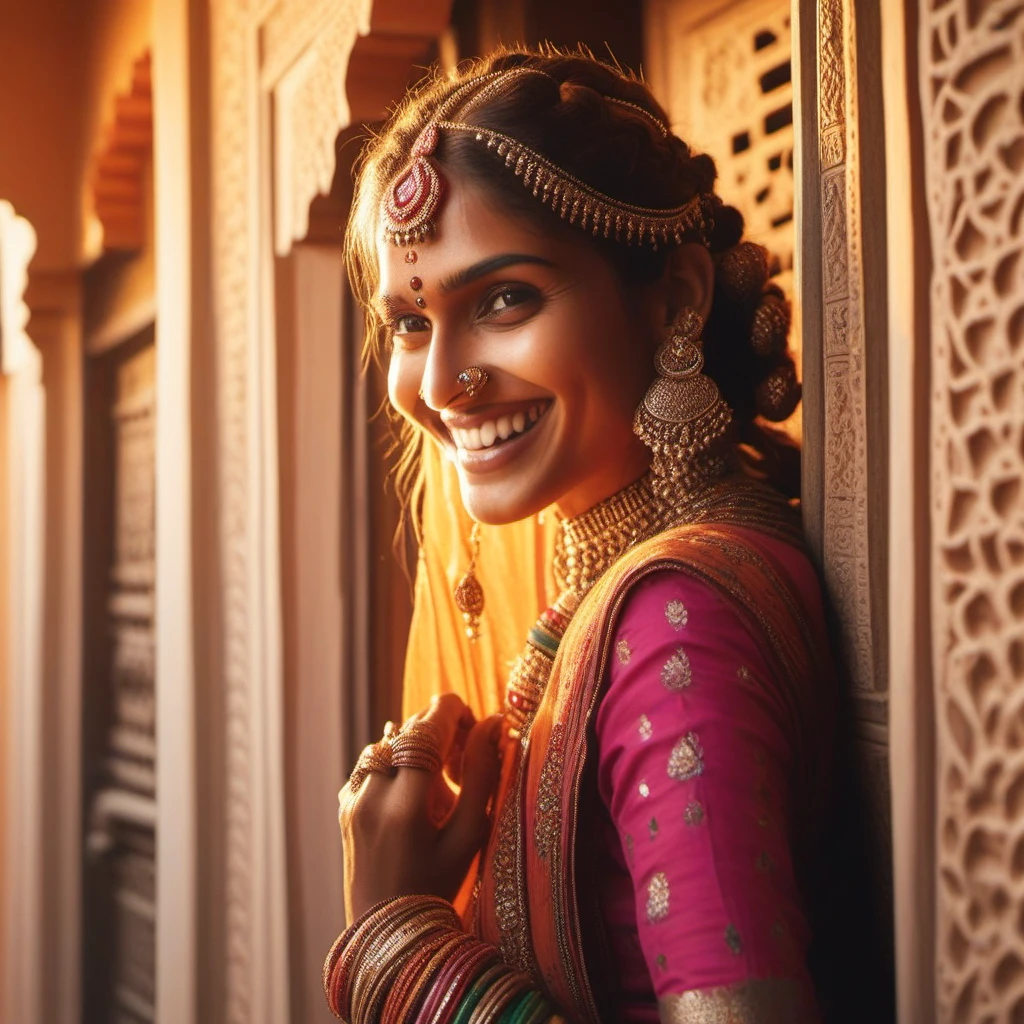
[
  {"x1": 382, "y1": 122, "x2": 447, "y2": 248},
  {"x1": 381, "y1": 68, "x2": 550, "y2": 247}
]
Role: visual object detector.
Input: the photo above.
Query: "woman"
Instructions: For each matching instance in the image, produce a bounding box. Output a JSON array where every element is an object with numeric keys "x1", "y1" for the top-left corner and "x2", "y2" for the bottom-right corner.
[{"x1": 326, "y1": 47, "x2": 836, "y2": 1023}]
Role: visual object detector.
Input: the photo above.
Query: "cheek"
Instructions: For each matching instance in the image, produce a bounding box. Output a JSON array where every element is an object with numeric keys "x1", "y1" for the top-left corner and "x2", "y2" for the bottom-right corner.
[{"x1": 387, "y1": 351, "x2": 421, "y2": 422}]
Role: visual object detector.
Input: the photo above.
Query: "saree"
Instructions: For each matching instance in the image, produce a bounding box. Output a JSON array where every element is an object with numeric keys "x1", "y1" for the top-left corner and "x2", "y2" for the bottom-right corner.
[{"x1": 404, "y1": 447, "x2": 835, "y2": 1021}]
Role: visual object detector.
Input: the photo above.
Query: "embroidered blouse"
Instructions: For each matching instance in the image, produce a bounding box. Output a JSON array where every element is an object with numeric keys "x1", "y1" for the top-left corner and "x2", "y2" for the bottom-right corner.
[{"x1": 593, "y1": 535, "x2": 825, "y2": 1021}]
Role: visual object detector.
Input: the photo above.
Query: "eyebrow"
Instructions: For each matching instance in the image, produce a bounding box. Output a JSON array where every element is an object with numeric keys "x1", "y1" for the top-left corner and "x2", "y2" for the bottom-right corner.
[
  {"x1": 437, "y1": 252, "x2": 556, "y2": 293},
  {"x1": 374, "y1": 252, "x2": 556, "y2": 320}
]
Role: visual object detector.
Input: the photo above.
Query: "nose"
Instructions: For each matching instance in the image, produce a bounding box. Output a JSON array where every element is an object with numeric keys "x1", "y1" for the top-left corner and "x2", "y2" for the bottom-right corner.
[{"x1": 419, "y1": 325, "x2": 473, "y2": 411}]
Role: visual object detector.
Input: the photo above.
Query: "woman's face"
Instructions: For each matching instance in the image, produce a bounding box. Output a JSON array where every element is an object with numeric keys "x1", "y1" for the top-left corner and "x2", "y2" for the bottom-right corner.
[{"x1": 377, "y1": 177, "x2": 658, "y2": 524}]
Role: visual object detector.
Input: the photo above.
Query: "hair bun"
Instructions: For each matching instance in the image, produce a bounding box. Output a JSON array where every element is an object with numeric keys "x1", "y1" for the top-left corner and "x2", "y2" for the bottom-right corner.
[
  {"x1": 750, "y1": 288, "x2": 791, "y2": 358},
  {"x1": 755, "y1": 358, "x2": 801, "y2": 421},
  {"x1": 715, "y1": 241, "x2": 769, "y2": 301}
]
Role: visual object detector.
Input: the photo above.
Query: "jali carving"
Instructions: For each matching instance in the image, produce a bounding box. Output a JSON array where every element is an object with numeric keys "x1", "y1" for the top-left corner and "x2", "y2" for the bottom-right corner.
[
  {"x1": 923, "y1": 2, "x2": 1024, "y2": 1019},
  {"x1": 663, "y1": 0, "x2": 796, "y2": 277}
]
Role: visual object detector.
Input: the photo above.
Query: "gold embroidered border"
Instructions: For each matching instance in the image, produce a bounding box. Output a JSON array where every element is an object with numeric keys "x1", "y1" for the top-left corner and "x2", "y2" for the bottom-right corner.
[
  {"x1": 658, "y1": 978, "x2": 809, "y2": 1023},
  {"x1": 534, "y1": 723, "x2": 566, "y2": 860},
  {"x1": 492, "y1": 743, "x2": 535, "y2": 974}
]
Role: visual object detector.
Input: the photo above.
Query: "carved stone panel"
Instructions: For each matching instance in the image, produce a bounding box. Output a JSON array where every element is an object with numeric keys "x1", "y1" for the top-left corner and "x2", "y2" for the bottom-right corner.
[
  {"x1": 817, "y1": 0, "x2": 879, "y2": 698},
  {"x1": 920, "y1": 2, "x2": 1024, "y2": 1019}
]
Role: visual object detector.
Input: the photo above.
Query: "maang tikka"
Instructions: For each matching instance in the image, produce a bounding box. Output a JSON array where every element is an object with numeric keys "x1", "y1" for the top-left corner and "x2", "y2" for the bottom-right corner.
[{"x1": 633, "y1": 307, "x2": 733, "y2": 500}]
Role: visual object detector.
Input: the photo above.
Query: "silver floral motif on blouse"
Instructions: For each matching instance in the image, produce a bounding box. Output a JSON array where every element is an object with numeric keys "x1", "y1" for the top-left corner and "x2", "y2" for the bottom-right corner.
[
  {"x1": 646, "y1": 871, "x2": 670, "y2": 922},
  {"x1": 616, "y1": 638, "x2": 632, "y2": 664},
  {"x1": 668, "y1": 732, "x2": 705, "y2": 781},
  {"x1": 660, "y1": 647, "x2": 692, "y2": 690},
  {"x1": 665, "y1": 599, "x2": 688, "y2": 630}
]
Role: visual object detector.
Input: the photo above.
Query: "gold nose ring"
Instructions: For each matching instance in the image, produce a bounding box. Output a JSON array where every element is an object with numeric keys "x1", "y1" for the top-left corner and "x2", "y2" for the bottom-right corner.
[{"x1": 457, "y1": 366, "x2": 489, "y2": 398}]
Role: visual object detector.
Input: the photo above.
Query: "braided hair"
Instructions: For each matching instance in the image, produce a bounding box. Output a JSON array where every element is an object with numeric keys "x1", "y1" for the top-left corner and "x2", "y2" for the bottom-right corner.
[{"x1": 348, "y1": 46, "x2": 802, "y2": 506}]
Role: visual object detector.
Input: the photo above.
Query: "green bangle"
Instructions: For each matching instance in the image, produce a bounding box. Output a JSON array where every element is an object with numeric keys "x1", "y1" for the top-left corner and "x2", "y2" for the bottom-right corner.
[
  {"x1": 451, "y1": 965, "x2": 503, "y2": 1024},
  {"x1": 500, "y1": 988, "x2": 539, "y2": 1024}
]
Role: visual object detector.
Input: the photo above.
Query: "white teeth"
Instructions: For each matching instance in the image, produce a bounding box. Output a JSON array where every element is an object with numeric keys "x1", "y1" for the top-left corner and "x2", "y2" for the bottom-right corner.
[{"x1": 451, "y1": 404, "x2": 547, "y2": 451}]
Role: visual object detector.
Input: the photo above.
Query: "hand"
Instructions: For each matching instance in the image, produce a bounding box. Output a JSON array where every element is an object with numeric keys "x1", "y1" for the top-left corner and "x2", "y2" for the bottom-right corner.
[{"x1": 338, "y1": 694, "x2": 504, "y2": 922}]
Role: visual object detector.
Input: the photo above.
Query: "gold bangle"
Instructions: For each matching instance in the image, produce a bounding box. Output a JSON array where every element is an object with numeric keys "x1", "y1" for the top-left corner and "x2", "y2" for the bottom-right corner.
[
  {"x1": 351, "y1": 900, "x2": 457, "y2": 1021},
  {"x1": 469, "y1": 967, "x2": 523, "y2": 1024},
  {"x1": 358, "y1": 913, "x2": 451, "y2": 1020},
  {"x1": 349, "y1": 900, "x2": 443, "y2": 1016}
]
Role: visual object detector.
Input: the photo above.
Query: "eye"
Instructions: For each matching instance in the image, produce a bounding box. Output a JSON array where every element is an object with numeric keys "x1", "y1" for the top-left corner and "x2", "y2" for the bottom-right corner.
[
  {"x1": 478, "y1": 284, "x2": 540, "y2": 321},
  {"x1": 392, "y1": 313, "x2": 430, "y2": 335}
]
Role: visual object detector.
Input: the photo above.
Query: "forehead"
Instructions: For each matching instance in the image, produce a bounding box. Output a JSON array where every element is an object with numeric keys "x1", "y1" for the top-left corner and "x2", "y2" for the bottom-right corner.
[{"x1": 376, "y1": 178, "x2": 558, "y2": 292}]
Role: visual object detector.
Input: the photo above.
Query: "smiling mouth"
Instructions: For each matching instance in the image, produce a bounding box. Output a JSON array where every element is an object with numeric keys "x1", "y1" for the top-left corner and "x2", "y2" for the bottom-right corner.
[{"x1": 449, "y1": 403, "x2": 549, "y2": 452}]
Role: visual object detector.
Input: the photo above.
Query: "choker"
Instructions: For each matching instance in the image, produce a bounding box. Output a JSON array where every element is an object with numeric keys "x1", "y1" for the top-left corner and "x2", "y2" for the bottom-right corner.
[{"x1": 555, "y1": 475, "x2": 659, "y2": 596}]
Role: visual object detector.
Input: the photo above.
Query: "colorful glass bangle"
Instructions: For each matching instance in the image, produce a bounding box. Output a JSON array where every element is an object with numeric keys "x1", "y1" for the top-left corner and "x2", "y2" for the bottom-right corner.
[
  {"x1": 349, "y1": 905, "x2": 430, "y2": 1018},
  {"x1": 383, "y1": 930, "x2": 450, "y2": 1020},
  {"x1": 498, "y1": 987, "x2": 540, "y2": 1024},
  {"x1": 426, "y1": 942, "x2": 500, "y2": 1024},
  {"x1": 391, "y1": 931, "x2": 475, "y2": 1024},
  {"x1": 356, "y1": 916, "x2": 452, "y2": 1022},
  {"x1": 326, "y1": 898, "x2": 407, "y2": 1017},
  {"x1": 325, "y1": 895, "x2": 458, "y2": 1021},
  {"x1": 450, "y1": 963, "x2": 506, "y2": 1024},
  {"x1": 468, "y1": 968, "x2": 525, "y2": 1024}
]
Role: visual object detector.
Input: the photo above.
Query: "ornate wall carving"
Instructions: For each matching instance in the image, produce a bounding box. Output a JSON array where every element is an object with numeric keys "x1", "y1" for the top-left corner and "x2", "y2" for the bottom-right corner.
[
  {"x1": 922, "y1": 2, "x2": 1024, "y2": 1018},
  {"x1": 818, "y1": 0, "x2": 879, "y2": 699},
  {"x1": 91, "y1": 52, "x2": 153, "y2": 253},
  {"x1": 264, "y1": 0, "x2": 367, "y2": 253}
]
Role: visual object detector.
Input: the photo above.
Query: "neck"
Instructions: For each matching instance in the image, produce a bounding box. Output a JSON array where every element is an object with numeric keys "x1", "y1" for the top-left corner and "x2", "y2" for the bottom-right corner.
[{"x1": 555, "y1": 457, "x2": 742, "y2": 597}]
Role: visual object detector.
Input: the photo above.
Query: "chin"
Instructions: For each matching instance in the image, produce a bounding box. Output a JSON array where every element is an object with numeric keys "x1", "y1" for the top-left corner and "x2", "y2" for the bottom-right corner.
[{"x1": 457, "y1": 474, "x2": 555, "y2": 527}]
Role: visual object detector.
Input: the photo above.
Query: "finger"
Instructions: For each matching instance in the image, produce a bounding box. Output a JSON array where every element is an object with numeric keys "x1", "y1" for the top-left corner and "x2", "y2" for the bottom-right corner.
[
  {"x1": 402, "y1": 698, "x2": 475, "y2": 782},
  {"x1": 438, "y1": 715, "x2": 503, "y2": 868},
  {"x1": 445, "y1": 708, "x2": 476, "y2": 786},
  {"x1": 413, "y1": 693, "x2": 471, "y2": 767}
]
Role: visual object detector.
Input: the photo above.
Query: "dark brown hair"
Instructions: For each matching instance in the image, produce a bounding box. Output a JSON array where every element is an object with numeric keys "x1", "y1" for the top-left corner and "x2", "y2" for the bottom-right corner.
[{"x1": 347, "y1": 46, "x2": 801, "y2": 512}]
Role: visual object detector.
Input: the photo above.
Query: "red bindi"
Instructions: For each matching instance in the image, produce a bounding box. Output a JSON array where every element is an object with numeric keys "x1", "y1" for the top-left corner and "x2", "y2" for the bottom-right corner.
[{"x1": 410, "y1": 277, "x2": 422, "y2": 290}]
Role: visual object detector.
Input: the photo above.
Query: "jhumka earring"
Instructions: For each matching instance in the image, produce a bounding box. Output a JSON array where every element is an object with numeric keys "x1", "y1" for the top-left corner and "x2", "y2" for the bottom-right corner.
[
  {"x1": 633, "y1": 307, "x2": 733, "y2": 501},
  {"x1": 454, "y1": 522, "x2": 484, "y2": 641}
]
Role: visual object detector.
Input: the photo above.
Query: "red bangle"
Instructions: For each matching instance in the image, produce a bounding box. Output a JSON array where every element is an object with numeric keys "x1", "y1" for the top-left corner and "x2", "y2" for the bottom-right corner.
[
  {"x1": 423, "y1": 940, "x2": 495, "y2": 1024},
  {"x1": 385, "y1": 929, "x2": 472, "y2": 1024},
  {"x1": 432, "y1": 944, "x2": 502, "y2": 1024}
]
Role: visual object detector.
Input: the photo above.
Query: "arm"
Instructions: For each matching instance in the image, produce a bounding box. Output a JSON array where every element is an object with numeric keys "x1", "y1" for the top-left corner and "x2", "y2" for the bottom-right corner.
[{"x1": 596, "y1": 569, "x2": 819, "y2": 1022}]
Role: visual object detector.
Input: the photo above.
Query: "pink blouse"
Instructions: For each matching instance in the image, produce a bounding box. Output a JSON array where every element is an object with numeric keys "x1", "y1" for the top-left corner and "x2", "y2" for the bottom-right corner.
[{"x1": 593, "y1": 535, "x2": 826, "y2": 1019}]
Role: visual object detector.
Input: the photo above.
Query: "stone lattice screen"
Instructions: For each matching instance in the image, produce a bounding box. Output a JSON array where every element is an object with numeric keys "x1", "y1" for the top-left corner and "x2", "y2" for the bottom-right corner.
[
  {"x1": 648, "y1": 0, "x2": 798, "y2": 433},
  {"x1": 922, "y1": 1, "x2": 1024, "y2": 1019}
]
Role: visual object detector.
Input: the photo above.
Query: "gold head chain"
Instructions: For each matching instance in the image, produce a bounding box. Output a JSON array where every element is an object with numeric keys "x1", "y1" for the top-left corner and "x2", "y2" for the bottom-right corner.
[{"x1": 381, "y1": 66, "x2": 714, "y2": 249}]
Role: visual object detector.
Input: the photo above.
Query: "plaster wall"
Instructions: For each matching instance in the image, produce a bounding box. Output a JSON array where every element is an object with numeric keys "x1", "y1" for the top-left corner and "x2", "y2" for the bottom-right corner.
[
  {"x1": 0, "y1": 0, "x2": 88, "y2": 271},
  {"x1": 0, "y1": 0, "x2": 151, "y2": 272}
]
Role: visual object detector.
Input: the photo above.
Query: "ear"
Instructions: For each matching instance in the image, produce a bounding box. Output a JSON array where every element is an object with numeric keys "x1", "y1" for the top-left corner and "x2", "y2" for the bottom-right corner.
[{"x1": 660, "y1": 243, "x2": 715, "y2": 326}]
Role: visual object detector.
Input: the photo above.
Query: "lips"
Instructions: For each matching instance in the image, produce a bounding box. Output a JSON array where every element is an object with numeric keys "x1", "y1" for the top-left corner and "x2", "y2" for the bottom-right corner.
[{"x1": 448, "y1": 403, "x2": 547, "y2": 452}]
